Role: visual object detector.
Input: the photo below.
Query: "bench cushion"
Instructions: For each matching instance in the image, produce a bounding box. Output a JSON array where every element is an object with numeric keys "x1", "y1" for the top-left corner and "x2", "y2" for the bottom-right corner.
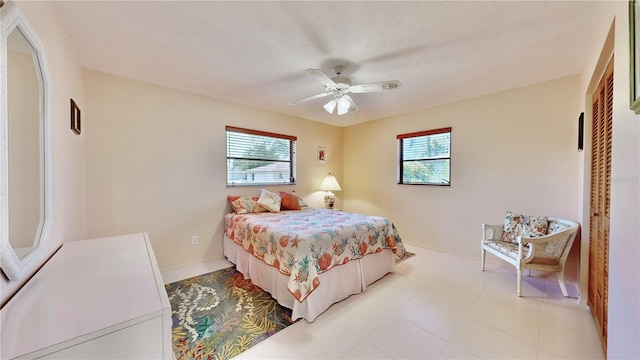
[{"x1": 484, "y1": 240, "x2": 528, "y2": 260}]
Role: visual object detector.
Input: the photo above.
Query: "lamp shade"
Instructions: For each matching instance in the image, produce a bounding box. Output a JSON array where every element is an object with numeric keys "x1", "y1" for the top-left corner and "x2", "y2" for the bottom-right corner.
[
  {"x1": 319, "y1": 174, "x2": 342, "y2": 191},
  {"x1": 336, "y1": 97, "x2": 350, "y2": 115},
  {"x1": 323, "y1": 99, "x2": 337, "y2": 113}
]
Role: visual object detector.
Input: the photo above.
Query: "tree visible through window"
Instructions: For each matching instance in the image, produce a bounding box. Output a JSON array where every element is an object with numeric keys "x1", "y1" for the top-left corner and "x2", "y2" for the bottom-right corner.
[
  {"x1": 226, "y1": 126, "x2": 296, "y2": 186},
  {"x1": 397, "y1": 127, "x2": 451, "y2": 185}
]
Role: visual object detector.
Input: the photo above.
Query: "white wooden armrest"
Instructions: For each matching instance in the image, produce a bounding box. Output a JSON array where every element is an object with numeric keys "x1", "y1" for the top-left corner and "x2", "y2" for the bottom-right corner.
[{"x1": 517, "y1": 229, "x2": 572, "y2": 246}]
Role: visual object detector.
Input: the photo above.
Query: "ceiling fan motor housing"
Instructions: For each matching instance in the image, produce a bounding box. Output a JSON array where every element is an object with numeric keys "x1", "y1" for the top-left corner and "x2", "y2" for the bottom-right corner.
[{"x1": 329, "y1": 76, "x2": 351, "y2": 91}]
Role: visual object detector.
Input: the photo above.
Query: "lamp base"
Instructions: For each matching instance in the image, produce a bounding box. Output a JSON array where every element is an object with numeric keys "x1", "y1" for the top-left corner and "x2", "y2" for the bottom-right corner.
[{"x1": 324, "y1": 191, "x2": 335, "y2": 209}]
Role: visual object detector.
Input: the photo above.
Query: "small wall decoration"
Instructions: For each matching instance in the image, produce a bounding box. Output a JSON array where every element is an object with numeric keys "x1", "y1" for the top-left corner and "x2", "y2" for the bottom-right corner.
[
  {"x1": 631, "y1": 0, "x2": 640, "y2": 114},
  {"x1": 317, "y1": 147, "x2": 326, "y2": 163},
  {"x1": 70, "y1": 98, "x2": 81, "y2": 135},
  {"x1": 578, "y1": 112, "x2": 584, "y2": 150}
]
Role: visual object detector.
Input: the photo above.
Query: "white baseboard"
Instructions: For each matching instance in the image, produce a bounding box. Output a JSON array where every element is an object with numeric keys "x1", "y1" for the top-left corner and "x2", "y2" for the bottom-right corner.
[{"x1": 160, "y1": 256, "x2": 232, "y2": 284}]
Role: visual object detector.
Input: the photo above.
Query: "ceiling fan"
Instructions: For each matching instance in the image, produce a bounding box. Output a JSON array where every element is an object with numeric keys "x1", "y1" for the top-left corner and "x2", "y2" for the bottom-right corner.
[{"x1": 288, "y1": 65, "x2": 401, "y2": 115}]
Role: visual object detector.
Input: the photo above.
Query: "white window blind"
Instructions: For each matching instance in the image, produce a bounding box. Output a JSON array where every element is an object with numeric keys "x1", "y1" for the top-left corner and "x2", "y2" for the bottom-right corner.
[
  {"x1": 226, "y1": 126, "x2": 296, "y2": 186},
  {"x1": 397, "y1": 127, "x2": 451, "y2": 185}
]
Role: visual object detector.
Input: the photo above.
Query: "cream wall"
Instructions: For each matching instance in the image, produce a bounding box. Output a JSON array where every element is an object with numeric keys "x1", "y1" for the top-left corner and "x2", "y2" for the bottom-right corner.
[
  {"x1": 344, "y1": 75, "x2": 582, "y2": 278},
  {"x1": 1, "y1": 1, "x2": 86, "y2": 306},
  {"x1": 84, "y1": 70, "x2": 343, "y2": 271}
]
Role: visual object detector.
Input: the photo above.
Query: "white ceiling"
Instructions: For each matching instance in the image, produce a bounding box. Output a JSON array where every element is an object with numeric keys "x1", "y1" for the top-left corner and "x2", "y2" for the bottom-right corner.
[{"x1": 54, "y1": 1, "x2": 604, "y2": 127}]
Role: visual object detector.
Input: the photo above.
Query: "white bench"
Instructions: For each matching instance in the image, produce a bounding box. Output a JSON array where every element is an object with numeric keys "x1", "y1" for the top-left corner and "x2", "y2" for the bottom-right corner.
[{"x1": 481, "y1": 217, "x2": 579, "y2": 297}]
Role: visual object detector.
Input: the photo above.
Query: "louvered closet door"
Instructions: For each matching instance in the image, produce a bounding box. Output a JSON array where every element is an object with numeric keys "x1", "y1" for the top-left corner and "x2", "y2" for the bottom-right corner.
[{"x1": 588, "y1": 56, "x2": 612, "y2": 356}]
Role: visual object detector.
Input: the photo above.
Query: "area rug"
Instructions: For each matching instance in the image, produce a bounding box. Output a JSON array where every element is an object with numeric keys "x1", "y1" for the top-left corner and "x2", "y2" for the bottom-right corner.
[{"x1": 165, "y1": 266, "x2": 297, "y2": 360}]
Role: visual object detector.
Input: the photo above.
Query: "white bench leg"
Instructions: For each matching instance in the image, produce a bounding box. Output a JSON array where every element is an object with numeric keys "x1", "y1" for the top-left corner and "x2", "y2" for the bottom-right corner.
[
  {"x1": 517, "y1": 269, "x2": 523, "y2": 297},
  {"x1": 558, "y1": 268, "x2": 569, "y2": 297},
  {"x1": 481, "y1": 249, "x2": 486, "y2": 271}
]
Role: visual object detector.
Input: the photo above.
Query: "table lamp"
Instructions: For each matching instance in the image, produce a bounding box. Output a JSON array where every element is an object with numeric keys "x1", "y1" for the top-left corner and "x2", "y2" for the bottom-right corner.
[{"x1": 319, "y1": 173, "x2": 342, "y2": 209}]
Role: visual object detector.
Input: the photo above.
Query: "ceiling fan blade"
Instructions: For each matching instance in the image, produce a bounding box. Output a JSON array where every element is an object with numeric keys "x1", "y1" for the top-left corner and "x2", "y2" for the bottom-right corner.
[
  {"x1": 288, "y1": 91, "x2": 332, "y2": 105},
  {"x1": 343, "y1": 95, "x2": 359, "y2": 113},
  {"x1": 349, "y1": 80, "x2": 401, "y2": 93},
  {"x1": 306, "y1": 69, "x2": 337, "y2": 88}
]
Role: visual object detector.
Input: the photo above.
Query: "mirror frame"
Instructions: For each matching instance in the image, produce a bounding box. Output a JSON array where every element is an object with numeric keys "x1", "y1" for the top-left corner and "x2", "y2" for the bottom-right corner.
[{"x1": 1, "y1": 2, "x2": 52, "y2": 281}]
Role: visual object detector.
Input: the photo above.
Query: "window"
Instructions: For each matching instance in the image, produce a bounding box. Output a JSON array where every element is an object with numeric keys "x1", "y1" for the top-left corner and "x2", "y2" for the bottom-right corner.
[
  {"x1": 226, "y1": 126, "x2": 296, "y2": 186},
  {"x1": 397, "y1": 127, "x2": 451, "y2": 185}
]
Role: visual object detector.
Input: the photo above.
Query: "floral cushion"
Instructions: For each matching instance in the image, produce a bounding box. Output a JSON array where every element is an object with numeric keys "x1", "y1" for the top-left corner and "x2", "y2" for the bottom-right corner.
[
  {"x1": 502, "y1": 211, "x2": 549, "y2": 244},
  {"x1": 279, "y1": 191, "x2": 301, "y2": 210},
  {"x1": 228, "y1": 196, "x2": 266, "y2": 214},
  {"x1": 257, "y1": 189, "x2": 282, "y2": 213},
  {"x1": 484, "y1": 239, "x2": 529, "y2": 260}
]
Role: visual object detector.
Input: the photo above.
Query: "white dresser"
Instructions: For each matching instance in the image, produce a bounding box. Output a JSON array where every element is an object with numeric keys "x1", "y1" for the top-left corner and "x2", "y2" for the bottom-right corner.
[{"x1": 0, "y1": 233, "x2": 173, "y2": 359}]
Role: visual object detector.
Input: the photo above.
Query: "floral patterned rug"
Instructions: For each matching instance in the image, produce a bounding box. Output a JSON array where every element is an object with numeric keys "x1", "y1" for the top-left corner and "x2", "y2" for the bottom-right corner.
[
  {"x1": 165, "y1": 252, "x2": 415, "y2": 360},
  {"x1": 165, "y1": 266, "x2": 297, "y2": 360}
]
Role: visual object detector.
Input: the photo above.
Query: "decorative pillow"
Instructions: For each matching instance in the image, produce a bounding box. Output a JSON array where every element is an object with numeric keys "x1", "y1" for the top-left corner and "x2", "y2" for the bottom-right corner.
[
  {"x1": 257, "y1": 189, "x2": 282, "y2": 213},
  {"x1": 547, "y1": 221, "x2": 569, "y2": 234},
  {"x1": 279, "y1": 191, "x2": 301, "y2": 210},
  {"x1": 293, "y1": 191, "x2": 307, "y2": 207},
  {"x1": 227, "y1": 195, "x2": 242, "y2": 204},
  {"x1": 227, "y1": 195, "x2": 266, "y2": 214},
  {"x1": 502, "y1": 211, "x2": 549, "y2": 244}
]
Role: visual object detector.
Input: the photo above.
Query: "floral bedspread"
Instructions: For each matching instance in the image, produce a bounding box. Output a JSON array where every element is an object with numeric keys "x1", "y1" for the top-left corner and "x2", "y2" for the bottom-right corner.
[{"x1": 224, "y1": 208, "x2": 407, "y2": 302}]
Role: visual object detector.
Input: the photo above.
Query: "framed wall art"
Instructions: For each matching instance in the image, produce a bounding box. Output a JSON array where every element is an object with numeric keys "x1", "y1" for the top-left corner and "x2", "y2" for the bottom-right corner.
[
  {"x1": 70, "y1": 98, "x2": 81, "y2": 135},
  {"x1": 317, "y1": 147, "x2": 326, "y2": 163}
]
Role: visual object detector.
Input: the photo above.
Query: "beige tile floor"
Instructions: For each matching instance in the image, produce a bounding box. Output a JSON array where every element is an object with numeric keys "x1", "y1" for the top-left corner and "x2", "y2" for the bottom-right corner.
[{"x1": 162, "y1": 244, "x2": 605, "y2": 359}]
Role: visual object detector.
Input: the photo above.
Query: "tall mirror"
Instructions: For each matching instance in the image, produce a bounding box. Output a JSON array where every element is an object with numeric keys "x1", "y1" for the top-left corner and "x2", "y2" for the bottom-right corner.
[{"x1": 1, "y1": 2, "x2": 52, "y2": 281}]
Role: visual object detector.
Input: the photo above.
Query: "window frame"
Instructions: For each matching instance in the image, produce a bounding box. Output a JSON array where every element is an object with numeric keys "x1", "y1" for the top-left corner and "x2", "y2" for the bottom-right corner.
[
  {"x1": 397, "y1": 127, "x2": 452, "y2": 186},
  {"x1": 226, "y1": 126, "x2": 297, "y2": 187}
]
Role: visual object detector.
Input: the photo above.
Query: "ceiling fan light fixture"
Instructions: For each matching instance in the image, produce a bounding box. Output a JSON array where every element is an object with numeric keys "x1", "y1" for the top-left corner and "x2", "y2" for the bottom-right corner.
[
  {"x1": 337, "y1": 96, "x2": 350, "y2": 115},
  {"x1": 289, "y1": 66, "x2": 400, "y2": 115},
  {"x1": 323, "y1": 99, "x2": 337, "y2": 113}
]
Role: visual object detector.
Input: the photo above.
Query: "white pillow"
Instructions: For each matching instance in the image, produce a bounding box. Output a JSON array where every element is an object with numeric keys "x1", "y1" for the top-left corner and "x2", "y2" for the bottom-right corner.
[
  {"x1": 293, "y1": 191, "x2": 307, "y2": 207},
  {"x1": 257, "y1": 189, "x2": 281, "y2": 213}
]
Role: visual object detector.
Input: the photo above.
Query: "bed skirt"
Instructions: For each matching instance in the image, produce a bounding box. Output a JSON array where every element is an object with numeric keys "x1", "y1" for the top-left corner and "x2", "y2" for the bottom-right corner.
[{"x1": 223, "y1": 234, "x2": 395, "y2": 322}]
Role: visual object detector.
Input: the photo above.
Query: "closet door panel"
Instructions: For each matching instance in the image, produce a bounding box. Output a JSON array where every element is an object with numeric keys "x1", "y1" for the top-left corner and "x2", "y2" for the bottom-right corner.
[{"x1": 588, "y1": 57, "x2": 612, "y2": 355}]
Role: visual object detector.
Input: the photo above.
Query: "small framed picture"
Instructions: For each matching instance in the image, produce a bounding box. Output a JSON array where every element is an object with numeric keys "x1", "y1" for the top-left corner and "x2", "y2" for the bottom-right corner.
[
  {"x1": 70, "y1": 98, "x2": 81, "y2": 135},
  {"x1": 317, "y1": 147, "x2": 326, "y2": 163}
]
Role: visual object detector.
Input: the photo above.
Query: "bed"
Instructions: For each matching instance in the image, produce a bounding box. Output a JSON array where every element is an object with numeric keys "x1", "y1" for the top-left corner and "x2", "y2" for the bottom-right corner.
[{"x1": 223, "y1": 206, "x2": 407, "y2": 321}]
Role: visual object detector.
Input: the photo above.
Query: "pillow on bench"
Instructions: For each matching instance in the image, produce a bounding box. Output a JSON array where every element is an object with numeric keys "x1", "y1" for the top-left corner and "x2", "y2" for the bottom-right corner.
[
  {"x1": 502, "y1": 211, "x2": 549, "y2": 244},
  {"x1": 547, "y1": 220, "x2": 570, "y2": 234}
]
